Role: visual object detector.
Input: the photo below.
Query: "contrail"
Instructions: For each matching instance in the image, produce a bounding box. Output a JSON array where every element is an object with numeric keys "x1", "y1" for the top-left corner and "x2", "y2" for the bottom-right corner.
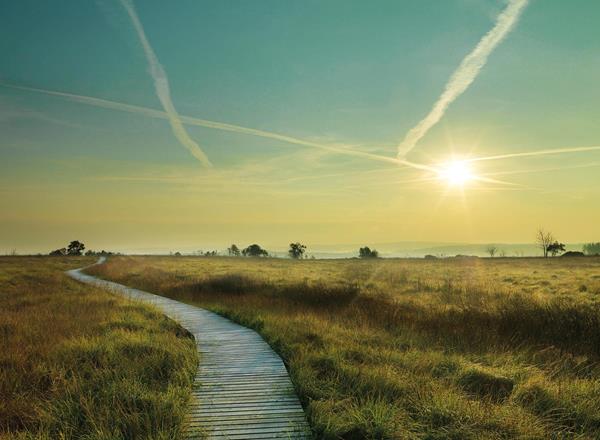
[
  {"x1": 467, "y1": 146, "x2": 600, "y2": 163},
  {"x1": 117, "y1": 0, "x2": 212, "y2": 167},
  {"x1": 397, "y1": 0, "x2": 529, "y2": 158},
  {"x1": 483, "y1": 162, "x2": 600, "y2": 177},
  {"x1": 1, "y1": 82, "x2": 436, "y2": 171},
  {"x1": 6, "y1": 81, "x2": 599, "y2": 182}
]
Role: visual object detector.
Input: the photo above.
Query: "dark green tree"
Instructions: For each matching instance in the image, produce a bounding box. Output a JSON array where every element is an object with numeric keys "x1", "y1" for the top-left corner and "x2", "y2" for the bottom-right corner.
[
  {"x1": 288, "y1": 242, "x2": 306, "y2": 259},
  {"x1": 228, "y1": 244, "x2": 241, "y2": 256},
  {"x1": 242, "y1": 244, "x2": 268, "y2": 257},
  {"x1": 546, "y1": 241, "x2": 566, "y2": 257},
  {"x1": 358, "y1": 246, "x2": 379, "y2": 258},
  {"x1": 67, "y1": 240, "x2": 85, "y2": 256}
]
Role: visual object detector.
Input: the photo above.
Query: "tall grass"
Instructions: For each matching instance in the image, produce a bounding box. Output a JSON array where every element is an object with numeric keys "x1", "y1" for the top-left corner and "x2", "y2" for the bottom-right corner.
[
  {"x1": 89, "y1": 256, "x2": 600, "y2": 439},
  {"x1": 0, "y1": 257, "x2": 198, "y2": 439}
]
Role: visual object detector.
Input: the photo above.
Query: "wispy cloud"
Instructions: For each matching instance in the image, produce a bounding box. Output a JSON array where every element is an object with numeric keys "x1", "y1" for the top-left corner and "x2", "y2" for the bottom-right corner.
[
  {"x1": 117, "y1": 0, "x2": 212, "y2": 167},
  {"x1": 397, "y1": 0, "x2": 529, "y2": 157},
  {"x1": 82, "y1": 148, "x2": 361, "y2": 197}
]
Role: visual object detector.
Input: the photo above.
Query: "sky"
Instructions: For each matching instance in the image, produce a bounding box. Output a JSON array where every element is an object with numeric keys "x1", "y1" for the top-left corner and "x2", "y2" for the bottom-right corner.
[{"x1": 1, "y1": 0, "x2": 599, "y2": 254}]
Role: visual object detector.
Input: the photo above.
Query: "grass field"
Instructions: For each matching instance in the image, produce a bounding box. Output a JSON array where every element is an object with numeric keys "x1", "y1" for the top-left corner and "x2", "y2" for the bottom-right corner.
[
  {"x1": 88, "y1": 255, "x2": 600, "y2": 439},
  {"x1": 0, "y1": 257, "x2": 198, "y2": 440}
]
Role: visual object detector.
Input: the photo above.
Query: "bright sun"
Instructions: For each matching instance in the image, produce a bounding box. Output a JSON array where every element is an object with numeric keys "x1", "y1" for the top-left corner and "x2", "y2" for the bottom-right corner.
[{"x1": 438, "y1": 160, "x2": 474, "y2": 187}]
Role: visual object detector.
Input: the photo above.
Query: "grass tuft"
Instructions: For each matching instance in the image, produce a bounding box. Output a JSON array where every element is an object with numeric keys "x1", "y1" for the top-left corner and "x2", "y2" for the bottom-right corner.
[{"x1": 457, "y1": 368, "x2": 514, "y2": 401}]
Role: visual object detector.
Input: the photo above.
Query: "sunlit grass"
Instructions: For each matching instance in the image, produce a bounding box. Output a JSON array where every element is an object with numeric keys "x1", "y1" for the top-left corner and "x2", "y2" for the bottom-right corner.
[
  {"x1": 89, "y1": 255, "x2": 600, "y2": 439},
  {"x1": 0, "y1": 257, "x2": 199, "y2": 439}
]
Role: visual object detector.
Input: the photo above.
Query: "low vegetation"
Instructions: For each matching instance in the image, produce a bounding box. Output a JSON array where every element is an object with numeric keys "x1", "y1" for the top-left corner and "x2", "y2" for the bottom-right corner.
[
  {"x1": 89, "y1": 255, "x2": 600, "y2": 439},
  {"x1": 583, "y1": 242, "x2": 600, "y2": 256},
  {"x1": 0, "y1": 257, "x2": 198, "y2": 439}
]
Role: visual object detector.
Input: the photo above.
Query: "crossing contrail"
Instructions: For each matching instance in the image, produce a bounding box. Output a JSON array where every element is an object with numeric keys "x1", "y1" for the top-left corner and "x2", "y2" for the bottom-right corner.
[
  {"x1": 5, "y1": 81, "x2": 599, "y2": 181},
  {"x1": 117, "y1": 0, "x2": 212, "y2": 167},
  {"x1": 397, "y1": 0, "x2": 529, "y2": 158},
  {"x1": 4, "y1": 81, "x2": 600, "y2": 176},
  {"x1": 0, "y1": 82, "x2": 435, "y2": 171}
]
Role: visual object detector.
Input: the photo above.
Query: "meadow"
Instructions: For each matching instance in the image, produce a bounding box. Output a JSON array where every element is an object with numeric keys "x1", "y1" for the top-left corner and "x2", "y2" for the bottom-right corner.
[
  {"x1": 88, "y1": 255, "x2": 600, "y2": 439},
  {"x1": 0, "y1": 257, "x2": 198, "y2": 439}
]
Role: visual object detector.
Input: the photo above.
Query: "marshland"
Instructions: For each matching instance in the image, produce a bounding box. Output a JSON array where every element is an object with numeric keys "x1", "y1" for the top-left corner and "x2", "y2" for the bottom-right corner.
[{"x1": 12, "y1": 254, "x2": 600, "y2": 439}]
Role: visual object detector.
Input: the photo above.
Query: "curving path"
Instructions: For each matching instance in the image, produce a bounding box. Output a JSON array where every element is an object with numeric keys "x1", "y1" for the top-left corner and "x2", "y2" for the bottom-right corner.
[{"x1": 67, "y1": 258, "x2": 311, "y2": 439}]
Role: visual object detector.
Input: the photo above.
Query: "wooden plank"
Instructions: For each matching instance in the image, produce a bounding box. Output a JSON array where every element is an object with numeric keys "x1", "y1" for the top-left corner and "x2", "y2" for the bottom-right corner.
[{"x1": 67, "y1": 259, "x2": 311, "y2": 439}]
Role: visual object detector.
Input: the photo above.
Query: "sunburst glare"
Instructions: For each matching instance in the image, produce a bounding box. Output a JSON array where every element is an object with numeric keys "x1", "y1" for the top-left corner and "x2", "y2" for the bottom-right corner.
[{"x1": 437, "y1": 160, "x2": 475, "y2": 187}]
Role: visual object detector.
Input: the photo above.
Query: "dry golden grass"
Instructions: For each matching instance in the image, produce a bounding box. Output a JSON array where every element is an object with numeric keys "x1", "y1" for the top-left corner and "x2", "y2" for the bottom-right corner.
[
  {"x1": 0, "y1": 257, "x2": 198, "y2": 439},
  {"x1": 89, "y1": 255, "x2": 600, "y2": 439}
]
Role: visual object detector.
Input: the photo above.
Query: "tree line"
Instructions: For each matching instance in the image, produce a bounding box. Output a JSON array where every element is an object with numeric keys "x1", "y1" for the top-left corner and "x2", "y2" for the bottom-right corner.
[
  {"x1": 225, "y1": 243, "x2": 379, "y2": 259},
  {"x1": 44, "y1": 236, "x2": 600, "y2": 259},
  {"x1": 49, "y1": 241, "x2": 116, "y2": 256},
  {"x1": 482, "y1": 229, "x2": 599, "y2": 258}
]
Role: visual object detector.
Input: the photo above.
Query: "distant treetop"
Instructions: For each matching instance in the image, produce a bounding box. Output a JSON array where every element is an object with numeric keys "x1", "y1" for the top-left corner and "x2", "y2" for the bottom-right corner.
[
  {"x1": 242, "y1": 244, "x2": 268, "y2": 257},
  {"x1": 67, "y1": 240, "x2": 85, "y2": 256},
  {"x1": 546, "y1": 241, "x2": 566, "y2": 257},
  {"x1": 50, "y1": 241, "x2": 85, "y2": 256},
  {"x1": 228, "y1": 244, "x2": 241, "y2": 257},
  {"x1": 358, "y1": 246, "x2": 379, "y2": 258},
  {"x1": 288, "y1": 242, "x2": 306, "y2": 259}
]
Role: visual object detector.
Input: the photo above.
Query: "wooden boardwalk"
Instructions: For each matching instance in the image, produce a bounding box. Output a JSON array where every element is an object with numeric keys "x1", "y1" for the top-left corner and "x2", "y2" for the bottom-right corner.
[{"x1": 67, "y1": 260, "x2": 311, "y2": 439}]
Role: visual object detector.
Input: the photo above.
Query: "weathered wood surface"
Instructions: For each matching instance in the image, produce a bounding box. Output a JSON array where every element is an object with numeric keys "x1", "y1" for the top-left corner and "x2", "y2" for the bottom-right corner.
[{"x1": 67, "y1": 259, "x2": 311, "y2": 439}]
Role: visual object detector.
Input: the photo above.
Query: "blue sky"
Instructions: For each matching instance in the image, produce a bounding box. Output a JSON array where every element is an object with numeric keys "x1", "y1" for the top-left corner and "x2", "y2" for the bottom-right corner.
[{"x1": 1, "y1": 0, "x2": 600, "y2": 253}]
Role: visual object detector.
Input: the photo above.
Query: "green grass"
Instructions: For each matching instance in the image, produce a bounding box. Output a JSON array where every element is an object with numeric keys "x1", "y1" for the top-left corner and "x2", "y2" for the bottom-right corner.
[
  {"x1": 0, "y1": 257, "x2": 199, "y2": 440},
  {"x1": 89, "y1": 255, "x2": 600, "y2": 439}
]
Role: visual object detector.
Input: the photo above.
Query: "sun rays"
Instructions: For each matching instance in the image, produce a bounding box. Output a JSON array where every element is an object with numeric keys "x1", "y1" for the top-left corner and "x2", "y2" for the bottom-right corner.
[{"x1": 437, "y1": 160, "x2": 474, "y2": 187}]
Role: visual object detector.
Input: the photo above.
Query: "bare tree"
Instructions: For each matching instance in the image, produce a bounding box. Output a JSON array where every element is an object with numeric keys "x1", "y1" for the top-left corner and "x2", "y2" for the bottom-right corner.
[
  {"x1": 536, "y1": 228, "x2": 554, "y2": 258},
  {"x1": 486, "y1": 245, "x2": 498, "y2": 258}
]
